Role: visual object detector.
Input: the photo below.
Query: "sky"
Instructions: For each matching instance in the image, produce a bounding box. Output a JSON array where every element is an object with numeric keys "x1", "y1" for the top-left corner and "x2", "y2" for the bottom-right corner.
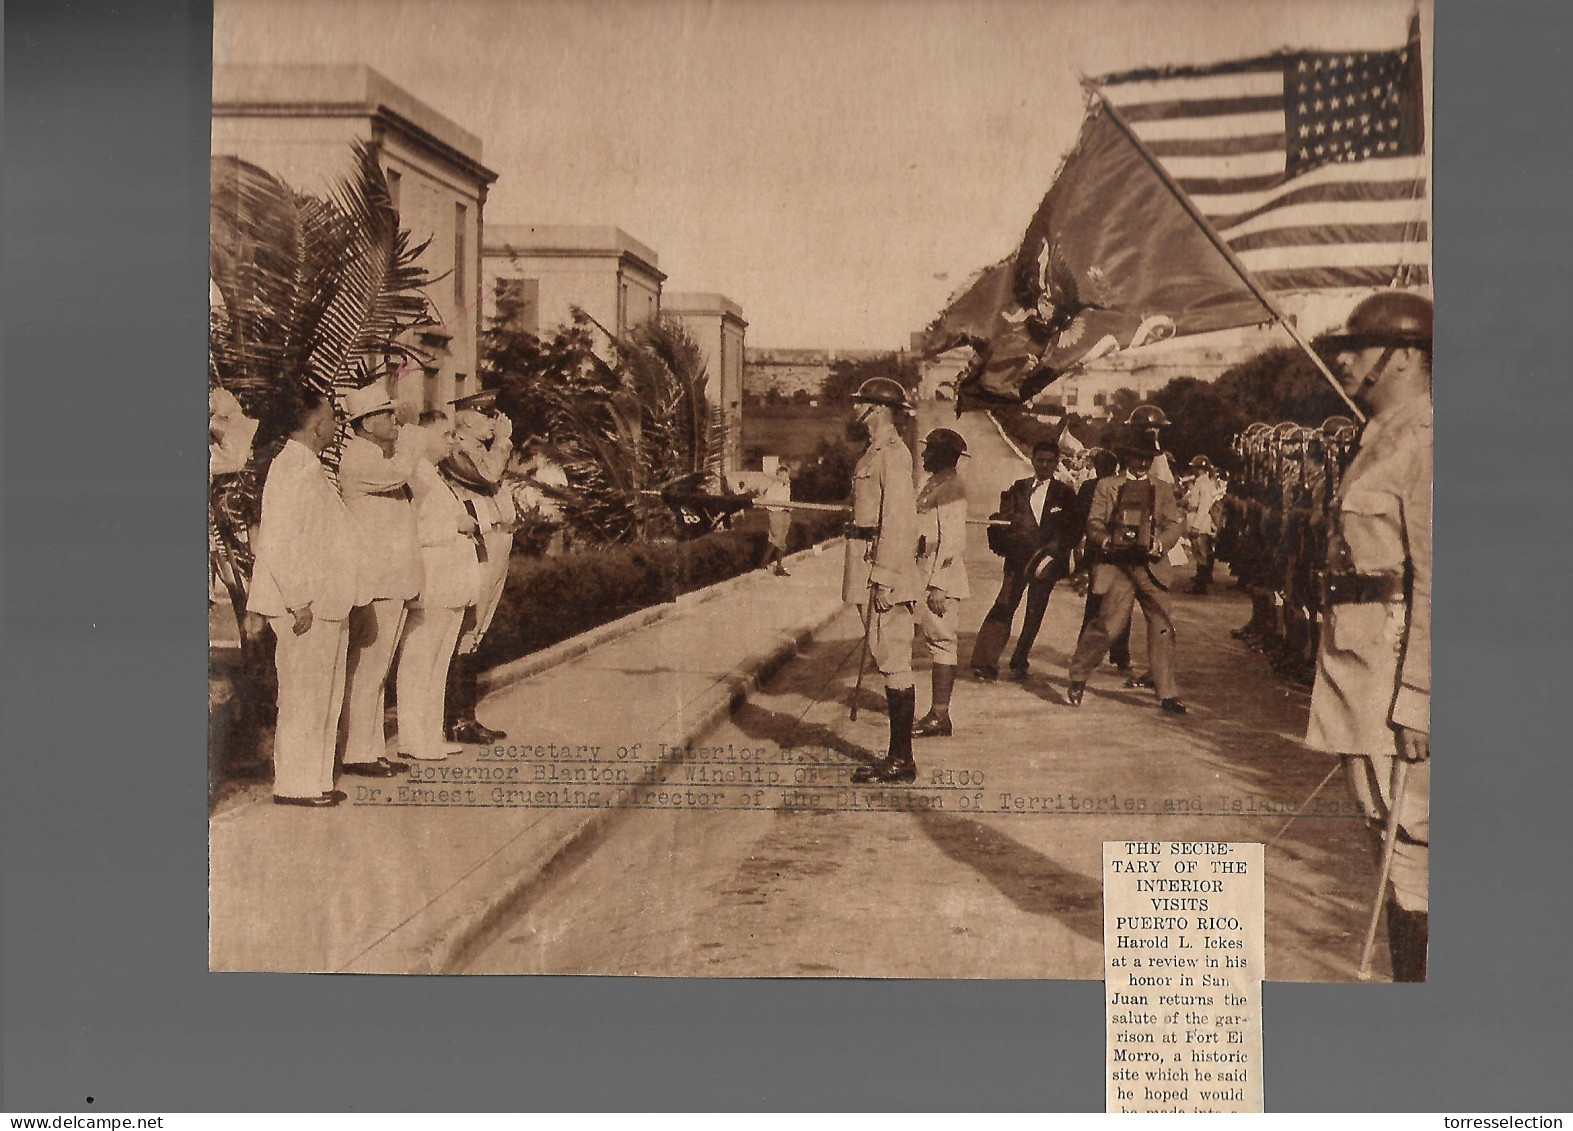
[{"x1": 215, "y1": 0, "x2": 1427, "y2": 350}]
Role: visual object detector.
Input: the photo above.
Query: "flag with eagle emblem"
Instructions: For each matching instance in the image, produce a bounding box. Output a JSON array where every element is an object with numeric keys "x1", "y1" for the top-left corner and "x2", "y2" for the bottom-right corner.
[{"x1": 926, "y1": 101, "x2": 1272, "y2": 405}]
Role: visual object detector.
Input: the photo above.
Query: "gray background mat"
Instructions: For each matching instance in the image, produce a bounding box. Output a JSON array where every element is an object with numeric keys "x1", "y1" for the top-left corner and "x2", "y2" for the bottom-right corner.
[{"x1": 3, "y1": 0, "x2": 1568, "y2": 1112}]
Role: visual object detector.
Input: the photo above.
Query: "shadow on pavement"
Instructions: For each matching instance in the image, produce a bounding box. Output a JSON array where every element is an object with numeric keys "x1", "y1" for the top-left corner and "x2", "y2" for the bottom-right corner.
[
  {"x1": 912, "y1": 808, "x2": 1105, "y2": 944},
  {"x1": 730, "y1": 699, "x2": 877, "y2": 767}
]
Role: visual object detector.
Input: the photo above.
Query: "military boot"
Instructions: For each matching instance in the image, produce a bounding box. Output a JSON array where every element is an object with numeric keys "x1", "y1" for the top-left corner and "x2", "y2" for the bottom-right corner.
[
  {"x1": 852, "y1": 687, "x2": 917, "y2": 783},
  {"x1": 1387, "y1": 904, "x2": 1429, "y2": 983}
]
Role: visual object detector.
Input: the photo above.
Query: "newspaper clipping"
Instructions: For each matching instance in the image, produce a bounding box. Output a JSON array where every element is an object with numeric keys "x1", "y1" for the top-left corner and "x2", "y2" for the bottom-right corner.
[{"x1": 208, "y1": 0, "x2": 1434, "y2": 985}]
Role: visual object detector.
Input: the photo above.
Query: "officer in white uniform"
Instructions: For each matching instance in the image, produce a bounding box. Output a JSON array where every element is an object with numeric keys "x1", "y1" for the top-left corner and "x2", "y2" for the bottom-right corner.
[
  {"x1": 336, "y1": 381, "x2": 421, "y2": 777},
  {"x1": 395, "y1": 419, "x2": 481, "y2": 761},
  {"x1": 248, "y1": 388, "x2": 359, "y2": 807}
]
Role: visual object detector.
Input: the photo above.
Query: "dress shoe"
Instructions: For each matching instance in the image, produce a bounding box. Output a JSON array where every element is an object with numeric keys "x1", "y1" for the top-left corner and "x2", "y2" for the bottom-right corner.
[
  {"x1": 322, "y1": 789, "x2": 348, "y2": 801},
  {"x1": 1006, "y1": 662, "x2": 1029, "y2": 681},
  {"x1": 851, "y1": 756, "x2": 917, "y2": 784},
  {"x1": 274, "y1": 794, "x2": 340, "y2": 808},
  {"x1": 913, "y1": 713, "x2": 953, "y2": 738},
  {"x1": 475, "y1": 722, "x2": 507, "y2": 742},
  {"x1": 1125, "y1": 672, "x2": 1154, "y2": 689},
  {"x1": 342, "y1": 758, "x2": 401, "y2": 777},
  {"x1": 449, "y1": 720, "x2": 495, "y2": 745},
  {"x1": 971, "y1": 665, "x2": 998, "y2": 682},
  {"x1": 1065, "y1": 681, "x2": 1085, "y2": 706},
  {"x1": 1160, "y1": 698, "x2": 1188, "y2": 715}
]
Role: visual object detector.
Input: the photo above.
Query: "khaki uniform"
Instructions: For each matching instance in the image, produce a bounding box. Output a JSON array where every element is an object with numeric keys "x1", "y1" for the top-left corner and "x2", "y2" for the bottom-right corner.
[
  {"x1": 916, "y1": 467, "x2": 969, "y2": 665},
  {"x1": 843, "y1": 432, "x2": 922, "y2": 686},
  {"x1": 1306, "y1": 395, "x2": 1431, "y2": 912}
]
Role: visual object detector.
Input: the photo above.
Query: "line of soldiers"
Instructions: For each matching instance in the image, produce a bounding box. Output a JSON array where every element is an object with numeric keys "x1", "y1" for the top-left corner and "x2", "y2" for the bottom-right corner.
[{"x1": 1217, "y1": 414, "x2": 1360, "y2": 685}]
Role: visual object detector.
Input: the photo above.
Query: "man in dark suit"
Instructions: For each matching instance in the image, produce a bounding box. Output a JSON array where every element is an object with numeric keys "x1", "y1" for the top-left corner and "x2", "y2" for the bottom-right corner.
[
  {"x1": 1066, "y1": 430, "x2": 1188, "y2": 714},
  {"x1": 970, "y1": 437, "x2": 1081, "y2": 681}
]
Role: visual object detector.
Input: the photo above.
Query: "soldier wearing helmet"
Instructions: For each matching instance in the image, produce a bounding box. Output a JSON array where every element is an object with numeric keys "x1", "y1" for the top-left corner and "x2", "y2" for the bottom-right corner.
[
  {"x1": 1126, "y1": 404, "x2": 1171, "y2": 430},
  {"x1": 844, "y1": 377, "x2": 924, "y2": 783},
  {"x1": 911, "y1": 428, "x2": 970, "y2": 737},
  {"x1": 1181, "y1": 454, "x2": 1225, "y2": 595},
  {"x1": 1306, "y1": 290, "x2": 1433, "y2": 981}
]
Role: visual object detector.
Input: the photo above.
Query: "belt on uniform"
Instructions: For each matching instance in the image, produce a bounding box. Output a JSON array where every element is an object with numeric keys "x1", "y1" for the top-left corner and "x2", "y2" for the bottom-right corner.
[
  {"x1": 1321, "y1": 571, "x2": 1406, "y2": 606},
  {"x1": 846, "y1": 524, "x2": 877, "y2": 541}
]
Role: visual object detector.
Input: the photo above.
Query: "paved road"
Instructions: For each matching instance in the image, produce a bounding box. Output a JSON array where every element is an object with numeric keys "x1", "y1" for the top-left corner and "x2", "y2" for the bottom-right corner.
[{"x1": 465, "y1": 405, "x2": 1385, "y2": 980}]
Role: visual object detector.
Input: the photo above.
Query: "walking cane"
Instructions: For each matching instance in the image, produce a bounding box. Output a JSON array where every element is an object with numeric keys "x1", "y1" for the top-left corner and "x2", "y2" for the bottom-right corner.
[
  {"x1": 1264, "y1": 762, "x2": 1342, "y2": 849},
  {"x1": 848, "y1": 576, "x2": 877, "y2": 721},
  {"x1": 1357, "y1": 757, "x2": 1412, "y2": 980}
]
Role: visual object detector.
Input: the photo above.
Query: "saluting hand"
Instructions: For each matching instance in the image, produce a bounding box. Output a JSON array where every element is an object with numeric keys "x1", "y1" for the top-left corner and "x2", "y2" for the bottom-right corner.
[{"x1": 1396, "y1": 726, "x2": 1430, "y2": 762}]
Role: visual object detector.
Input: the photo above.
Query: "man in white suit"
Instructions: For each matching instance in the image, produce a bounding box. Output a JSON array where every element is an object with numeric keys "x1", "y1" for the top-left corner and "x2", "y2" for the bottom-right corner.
[
  {"x1": 396, "y1": 417, "x2": 481, "y2": 761},
  {"x1": 337, "y1": 381, "x2": 421, "y2": 778},
  {"x1": 248, "y1": 387, "x2": 359, "y2": 807}
]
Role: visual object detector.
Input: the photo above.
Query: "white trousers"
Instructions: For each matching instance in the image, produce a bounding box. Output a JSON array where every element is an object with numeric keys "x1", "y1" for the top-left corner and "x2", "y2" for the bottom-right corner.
[
  {"x1": 341, "y1": 599, "x2": 408, "y2": 766},
  {"x1": 396, "y1": 605, "x2": 465, "y2": 758},
  {"x1": 458, "y1": 537, "x2": 511, "y2": 653},
  {"x1": 269, "y1": 615, "x2": 349, "y2": 800}
]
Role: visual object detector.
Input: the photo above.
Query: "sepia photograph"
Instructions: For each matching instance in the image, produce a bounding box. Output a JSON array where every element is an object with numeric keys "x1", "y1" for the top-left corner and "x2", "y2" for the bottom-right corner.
[{"x1": 207, "y1": 0, "x2": 1433, "y2": 982}]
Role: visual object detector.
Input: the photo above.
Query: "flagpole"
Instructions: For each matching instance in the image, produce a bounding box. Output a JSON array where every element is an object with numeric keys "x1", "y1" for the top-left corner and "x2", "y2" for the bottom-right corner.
[{"x1": 1090, "y1": 88, "x2": 1367, "y2": 424}]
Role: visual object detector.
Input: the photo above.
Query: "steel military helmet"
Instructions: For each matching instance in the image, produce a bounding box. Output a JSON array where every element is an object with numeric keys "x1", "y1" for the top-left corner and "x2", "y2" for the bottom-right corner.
[
  {"x1": 1126, "y1": 404, "x2": 1171, "y2": 429},
  {"x1": 851, "y1": 376, "x2": 913, "y2": 411},
  {"x1": 922, "y1": 427, "x2": 968, "y2": 459},
  {"x1": 1320, "y1": 291, "x2": 1433, "y2": 353},
  {"x1": 1320, "y1": 415, "x2": 1358, "y2": 437}
]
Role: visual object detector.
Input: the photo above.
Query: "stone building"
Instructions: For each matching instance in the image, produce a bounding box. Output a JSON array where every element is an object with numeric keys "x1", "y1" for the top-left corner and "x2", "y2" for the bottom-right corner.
[
  {"x1": 480, "y1": 225, "x2": 665, "y2": 340},
  {"x1": 212, "y1": 64, "x2": 498, "y2": 416},
  {"x1": 664, "y1": 293, "x2": 748, "y2": 477}
]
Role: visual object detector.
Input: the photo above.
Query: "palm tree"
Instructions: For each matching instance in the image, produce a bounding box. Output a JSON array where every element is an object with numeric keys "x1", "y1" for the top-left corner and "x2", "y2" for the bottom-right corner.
[
  {"x1": 209, "y1": 141, "x2": 437, "y2": 646},
  {"x1": 483, "y1": 306, "x2": 727, "y2": 544}
]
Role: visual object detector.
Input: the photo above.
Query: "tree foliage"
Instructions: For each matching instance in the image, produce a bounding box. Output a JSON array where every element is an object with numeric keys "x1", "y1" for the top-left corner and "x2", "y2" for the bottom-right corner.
[
  {"x1": 208, "y1": 142, "x2": 437, "y2": 610},
  {"x1": 209, "y1": 142, "x2": 435, "y2": 464},
  {"x1": 1141, "y1": 346, "x2": 1350, "y2": 470},
  {"x1": 482, "y1": 296, "x2": 724, "y2": 544}
]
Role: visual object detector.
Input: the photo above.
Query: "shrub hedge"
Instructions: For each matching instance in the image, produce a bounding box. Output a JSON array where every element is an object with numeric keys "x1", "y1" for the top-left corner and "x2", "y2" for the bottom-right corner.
[{"x1": 474, "y1": 510, "x2": 844, "y2": 669}]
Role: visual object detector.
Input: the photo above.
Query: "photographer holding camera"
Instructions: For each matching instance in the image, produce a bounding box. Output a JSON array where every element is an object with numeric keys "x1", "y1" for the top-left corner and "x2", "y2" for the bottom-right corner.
[{"x1": 1065, "y1": 429, "x2": 1187, "y2": 715}]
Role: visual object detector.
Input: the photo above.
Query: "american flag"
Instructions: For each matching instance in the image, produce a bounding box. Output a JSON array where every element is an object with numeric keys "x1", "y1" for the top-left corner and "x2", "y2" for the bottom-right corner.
[{"x1": 1095, "y1": 17, "x2": 1428, "y2": 292}]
